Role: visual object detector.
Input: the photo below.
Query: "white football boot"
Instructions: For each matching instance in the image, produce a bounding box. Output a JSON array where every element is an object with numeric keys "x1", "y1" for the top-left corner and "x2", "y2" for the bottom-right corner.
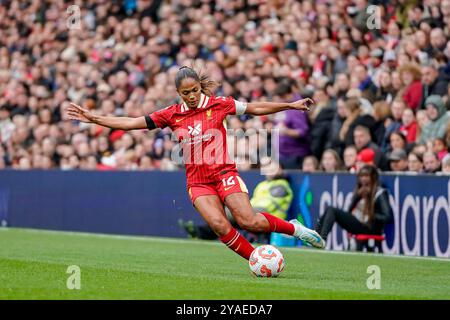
[{"x1": 290, "y1": 219, "x2": 326, "y2": 249}]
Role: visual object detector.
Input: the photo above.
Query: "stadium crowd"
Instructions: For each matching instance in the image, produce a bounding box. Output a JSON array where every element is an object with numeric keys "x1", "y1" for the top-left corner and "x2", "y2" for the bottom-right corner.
[{"x1": 1, "y1": 0, "x2": 450, "y2": 174}]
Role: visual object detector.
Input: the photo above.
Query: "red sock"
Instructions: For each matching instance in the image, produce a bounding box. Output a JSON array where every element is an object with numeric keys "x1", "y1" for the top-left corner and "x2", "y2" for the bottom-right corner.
[
  {"x1": 219, "y1": 228, "x2": 254, "y2": 260},
  {"x1": 260, "y1": 212, "x2": 295, "y2": 235}
]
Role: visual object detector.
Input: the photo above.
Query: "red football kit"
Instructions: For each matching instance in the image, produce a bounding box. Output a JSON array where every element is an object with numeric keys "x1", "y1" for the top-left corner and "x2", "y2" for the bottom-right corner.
[
  {"x1": 146, "y1": 93, "x2": 301, "y2": 260},
  {"x1": 148, "y1": 94, "x2": 249, "y2": 203}
]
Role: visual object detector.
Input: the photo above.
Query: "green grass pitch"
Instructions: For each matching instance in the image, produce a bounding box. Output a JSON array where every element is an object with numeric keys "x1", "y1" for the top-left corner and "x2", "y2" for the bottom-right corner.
[{"x1": 0, "y1": 228, "x2": 449, "y2": 299}]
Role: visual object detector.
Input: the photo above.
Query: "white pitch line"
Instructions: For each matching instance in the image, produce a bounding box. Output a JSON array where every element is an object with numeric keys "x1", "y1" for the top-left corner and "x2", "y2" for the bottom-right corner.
[
  {"x1": 10, "y1": 227, "x2": 450, "y2": 262},
  {"x1": 12, "y1": 227, "x2": 223, "y2": 246},
  {"x1": 281, "y1": 246, "x2": 450, "y2": 262}
]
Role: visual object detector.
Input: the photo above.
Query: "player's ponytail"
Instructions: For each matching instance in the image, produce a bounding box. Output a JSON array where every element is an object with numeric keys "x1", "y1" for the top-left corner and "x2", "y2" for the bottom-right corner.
[{"x1": 175, "y1": 66, "x2": 219, "y2": 96}]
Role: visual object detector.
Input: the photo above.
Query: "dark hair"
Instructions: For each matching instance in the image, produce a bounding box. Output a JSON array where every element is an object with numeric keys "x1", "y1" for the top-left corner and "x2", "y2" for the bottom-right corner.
[
  {"x1": 356, "y1": 165, "x2": 380, "y2": 223},
  {"x1": 409, "y1": 151, "x2": 423, "y2": 163},
  {"x1": 175, "y1": 66, "x2": 219, "y2": 96},
  {"x1": 389, "y1": 131, "x2": 407, "y2": 146}
]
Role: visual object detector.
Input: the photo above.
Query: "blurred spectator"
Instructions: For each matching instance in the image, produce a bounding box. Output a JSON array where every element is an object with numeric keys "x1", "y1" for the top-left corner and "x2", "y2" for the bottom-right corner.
[
  {"x1": 339, "y1": 98, "x2": 375, "y2": 148},
  {"x1": 423, "y1": 151, "x2": 441, "y2": 173},
  {"x1": 372, "y1": 101, "x2": 392, "y2": 151},
  {"x1": 275, "y1": 92, "x2": 311, "y2": 169},
  {"x1": 384, "y1": 99, "x2": 406, "y2": 147},
  {"x1": 399, "y1": 63, "x2": 423, "y2": 111},
  {"x1": 326, "y1": 97, "x2": 347, "y2": 156},
  {"x1": 334, "y1": 73, "x2": 351, "y2": 99},
  {"x1": 374, "y1": 69, "x2": 395, "y2": 103},
  {"x1": 388, "y1": 149, "x2": 409, "y2": 172},
  {"x1": 408, "y1": 151, "x2": 424, "y2": 174},
  {"x1": 420, "y1": 64, "x2": 448, "y2": 107},
  {"x1": 0, "y1": 104, "x2": 13, "y2": 133},
  {"x1": 252, "y1": 159, "x2": 293, "y2": 222},
  {"x1": 438, "y1": 153, "x2": 450, "y2": 174},
  {"x1": 343, "y1": 145, "x2": 358, "y2": 173},
  {"x1": 411, "y1": 143, "x2": 428, "y2": 158},
  {"x1": 432, "y1": 137, "x2": 449, "y2": 161},
  {"x1": 430, "y1": 28, "x2": 447, "y2": 57},
  {"x1": 302, "y1": 155, "x2": 319, "y2": 173},
  {"x1": 399, "y1": 108, "x2": 418, "y2": 144},
  {"x1": 310, "y1": 88, "x2": 335, "y2": 160},
  {"x1": 354, "y1": 64, "x2": 378, "y2": 103},
  {"x1": 416, "y1": 109, "x2": 431, "y2": 143},
  {"x1": 353, "y1": 125, "x2": 389, "y2": 171},
  {"x1": 320, "y1": 149, "x2": 344, "y2": 173},
  {"x1": 355, "y1": 147, "x2": 375, "y2": 173},
  {"x1": 387, "y1": 131, "x2": 408, "y2": 156},
  {"x1": 419, "y1": 95, "x2": 450, "y2": 145}
]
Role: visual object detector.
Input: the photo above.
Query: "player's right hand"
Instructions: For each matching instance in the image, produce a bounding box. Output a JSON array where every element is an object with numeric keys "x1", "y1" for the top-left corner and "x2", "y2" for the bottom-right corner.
[{"x1": 66, "y1": 102, "x2": 95, "y2": 123}]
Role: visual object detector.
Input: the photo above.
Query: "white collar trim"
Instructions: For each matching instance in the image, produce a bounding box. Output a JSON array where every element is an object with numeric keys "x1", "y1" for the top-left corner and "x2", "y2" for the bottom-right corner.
[{"x1": 181, "y1": 93, "x2": 209, "y2": 112}]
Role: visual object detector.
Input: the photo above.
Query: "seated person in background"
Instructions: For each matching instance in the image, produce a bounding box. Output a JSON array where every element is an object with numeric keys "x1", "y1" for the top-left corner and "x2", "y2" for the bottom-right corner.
[
  {"x1": 419, "y1": 95, "x2": 449, "y2": 145},
  {"x1": 388, "y1": 149, "x2": 409, "y2": 172},
  {"x1": 355, "y1": 148, "x2": 375, "y2": 172},
  {"x1": 353, "y1": 125, "x2": 390, "y2": 170},
  {"x1": 432, "y1": 137, "x2": 448, "y2": 161},
  {"x1": 407, "y1": 151, "x2": 424, "y2": 173},
  {"x1": 343, "y1": 145, "x2": 358, "y2": 172},
  {"x1": 315, "y1": 165, "x2": 393, "y2": 244},
  {"x1": 423, "y1": 151, "x2": 441, "y2": 173},
  {"x1": 179, "y1": 158, "x2": 293, "y2": 243},
  {"x1": 386, "y1": 131, "x2": 408, "y2": 157},
  {"x1": 302, "y1": 155, "x2": 320, "y2": 173},
  {"x1": 438, "y1": 154, "x2": 450, "y2": 175},
  {"x1": 399, "y1": 108, "x2": 417, "y2": 144},
  {"x1": 319, "y1": 148, "x2": 345, "y2": 172}
]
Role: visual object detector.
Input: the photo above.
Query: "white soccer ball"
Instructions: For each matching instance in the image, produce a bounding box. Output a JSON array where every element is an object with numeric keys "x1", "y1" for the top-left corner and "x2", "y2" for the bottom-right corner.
[{"x1": 249, "y1": 245, "x2": 285, "y2": 277}]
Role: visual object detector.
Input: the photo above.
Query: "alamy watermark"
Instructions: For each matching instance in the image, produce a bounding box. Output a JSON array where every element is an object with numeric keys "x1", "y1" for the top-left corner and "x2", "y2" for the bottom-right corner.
[
  {"x1": 66, "y1": 265, "x2": 81, "y2": 290},
  {"x1": 167, "y1": 126, "x2": 280, "y2": 175},
  {"x1": 366, "y1": 5, "x2": 381, "y2": 30},
  {"x1": 366, "y1": 265, "x2": 381, "y2": 290},
  {"x1": 66, "y1": 5, "x2": 81, "y2": 30}
]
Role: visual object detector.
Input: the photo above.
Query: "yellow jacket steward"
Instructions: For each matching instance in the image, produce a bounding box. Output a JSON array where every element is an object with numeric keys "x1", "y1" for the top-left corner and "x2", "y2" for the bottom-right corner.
[{"x1": 250, "y1": 178, "x2": 293, "y2": 220}]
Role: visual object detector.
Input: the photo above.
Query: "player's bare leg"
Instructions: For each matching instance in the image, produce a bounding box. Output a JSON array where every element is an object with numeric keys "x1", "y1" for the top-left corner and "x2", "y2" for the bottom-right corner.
[
  {"x1": 225, "y1": 192, "x2": 326, "y2": 249},
  {"x1": 224, "y1": 192, "x2": 271, "y2": 232},
  {"x1": 194, "y1": 195, "x2": 254, "y2": 259},
  {"x1": 194, "y1": 195, "x2": 231, "y2": 236}
]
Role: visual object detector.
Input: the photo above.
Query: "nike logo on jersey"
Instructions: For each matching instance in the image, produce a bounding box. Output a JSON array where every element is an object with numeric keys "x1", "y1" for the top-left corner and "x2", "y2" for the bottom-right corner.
[{"x1": 175, "y1": 117, "x2": 186, "y2": 123}]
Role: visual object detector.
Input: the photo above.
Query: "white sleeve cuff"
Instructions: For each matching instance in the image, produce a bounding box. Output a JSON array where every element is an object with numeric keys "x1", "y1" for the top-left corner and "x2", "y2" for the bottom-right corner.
[{"x1": 234, "y1": 100, "x2": 248, "y2": 115}]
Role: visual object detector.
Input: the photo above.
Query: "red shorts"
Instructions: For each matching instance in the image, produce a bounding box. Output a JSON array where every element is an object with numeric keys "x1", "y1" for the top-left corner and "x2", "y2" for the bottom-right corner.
[{"x1": 188, "y1": 173, "x2": 249, "y2": 204}]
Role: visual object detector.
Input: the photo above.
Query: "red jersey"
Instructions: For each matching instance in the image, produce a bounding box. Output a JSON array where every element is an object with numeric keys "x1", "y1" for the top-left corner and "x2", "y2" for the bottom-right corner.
[{"x1": 149, "y1": 94, "x2": 247, "y2": 186}]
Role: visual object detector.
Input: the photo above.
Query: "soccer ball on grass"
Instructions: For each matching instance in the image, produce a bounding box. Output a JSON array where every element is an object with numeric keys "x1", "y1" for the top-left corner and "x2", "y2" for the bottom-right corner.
[{"x1": 249, "y1": 245, "x2": 285, "y2": 277}]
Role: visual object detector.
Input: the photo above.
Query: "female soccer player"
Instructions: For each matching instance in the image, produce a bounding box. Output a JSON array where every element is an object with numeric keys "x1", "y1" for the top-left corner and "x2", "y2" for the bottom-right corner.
[{"x1": 66, "y1": 67, "x2": 325, "y2": 260}]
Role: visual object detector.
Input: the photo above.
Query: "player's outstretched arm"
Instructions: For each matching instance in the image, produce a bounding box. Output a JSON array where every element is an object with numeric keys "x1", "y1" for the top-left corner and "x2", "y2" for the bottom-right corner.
[
  {"x1": 66, "y1": 102, "x2": 148, "y2": 130},
  {"x1": 245, "y1": 98, "x2": 313, "y2": 116}
]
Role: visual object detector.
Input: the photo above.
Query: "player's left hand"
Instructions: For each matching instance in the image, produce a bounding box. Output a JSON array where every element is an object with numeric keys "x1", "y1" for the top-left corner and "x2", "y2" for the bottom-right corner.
[
  {"x1": 290, "y1": 98, "x2": 314, "y2": 112},
  {"x1": 66, "y1": 102, "x2": 95, "y2": 123}
]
